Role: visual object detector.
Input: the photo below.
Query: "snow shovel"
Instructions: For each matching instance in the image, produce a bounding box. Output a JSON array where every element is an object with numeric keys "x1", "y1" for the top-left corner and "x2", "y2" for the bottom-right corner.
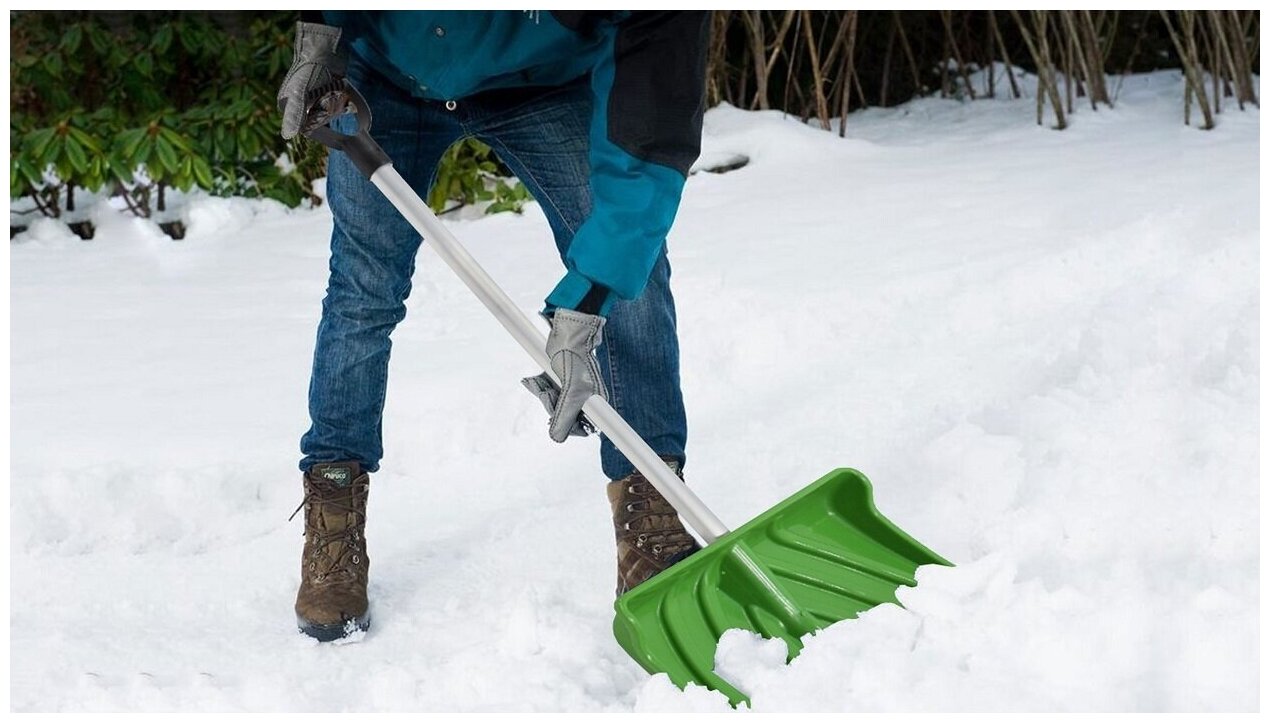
[{"x1": 305, "y1": 83, "x2": 951, "y2": 706}]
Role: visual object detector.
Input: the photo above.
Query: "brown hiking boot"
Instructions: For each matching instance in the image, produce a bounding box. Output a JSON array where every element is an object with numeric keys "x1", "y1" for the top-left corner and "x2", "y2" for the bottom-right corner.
[
  {"x1": 290, "y1": 461, "x2": 371, "y2": 641},
  {"x1": 607, "y1": 458, "x2": 702, "y2": 597}
]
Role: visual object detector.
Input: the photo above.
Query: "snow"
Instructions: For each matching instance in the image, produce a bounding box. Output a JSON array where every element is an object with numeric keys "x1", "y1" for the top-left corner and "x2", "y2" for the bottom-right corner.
[{"x1": 9, "y1": 71, "x2": 1259, "y2": 712}]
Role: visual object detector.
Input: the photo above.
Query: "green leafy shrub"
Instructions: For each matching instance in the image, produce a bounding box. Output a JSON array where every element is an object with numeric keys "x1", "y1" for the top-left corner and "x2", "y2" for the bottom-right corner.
[
  {"x1": 10, "y1": 12, "x2": 315, "y2": 222},
  {"x1": 10, "y1": 11, "x2": 527, "y2": 229},
  {"x1": 11, "y1": 109, "x2": 113, "y2": 217},
  {"x1": 427, "y1": 138, "x2": 531, "y2": 216}
]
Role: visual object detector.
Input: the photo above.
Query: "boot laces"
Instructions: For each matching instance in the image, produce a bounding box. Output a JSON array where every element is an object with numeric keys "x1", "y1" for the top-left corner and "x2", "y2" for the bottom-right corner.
[
  {"x1": 620, "y1": 481, "x2": 697, "y2": 559},
  {"x1": 289, "y1": 480, "x2": 366, "y2": 581}
]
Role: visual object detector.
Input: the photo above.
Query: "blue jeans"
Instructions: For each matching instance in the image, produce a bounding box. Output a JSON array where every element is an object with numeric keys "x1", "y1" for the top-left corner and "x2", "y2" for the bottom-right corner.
[{"x1": 300, "y1": 57, "x2": 688, "y2": 481}]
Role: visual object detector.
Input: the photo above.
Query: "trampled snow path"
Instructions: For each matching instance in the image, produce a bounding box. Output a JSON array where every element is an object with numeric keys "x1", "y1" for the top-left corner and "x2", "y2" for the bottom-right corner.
[{"x1": 9, "y1": 72, "x2": 1258, "y2": 711}]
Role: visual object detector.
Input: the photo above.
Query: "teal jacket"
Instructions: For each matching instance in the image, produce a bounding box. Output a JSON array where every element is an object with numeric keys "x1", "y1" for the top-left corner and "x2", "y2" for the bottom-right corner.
[{"x1": 323, "y1": 11, "x2": 709, "y2": 315}]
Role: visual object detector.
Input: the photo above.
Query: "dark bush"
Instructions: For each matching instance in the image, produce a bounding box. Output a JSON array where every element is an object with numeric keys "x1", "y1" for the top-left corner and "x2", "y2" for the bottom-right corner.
[{"x1": 10, "y1": 11, "x2": 527, "y2": 224}]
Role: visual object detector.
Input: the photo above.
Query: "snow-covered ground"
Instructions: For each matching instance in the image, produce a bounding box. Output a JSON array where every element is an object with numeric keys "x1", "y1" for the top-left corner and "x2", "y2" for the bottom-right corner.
[{"x1": 9, "y1": 71, "x2": 1258, "y2": 712}]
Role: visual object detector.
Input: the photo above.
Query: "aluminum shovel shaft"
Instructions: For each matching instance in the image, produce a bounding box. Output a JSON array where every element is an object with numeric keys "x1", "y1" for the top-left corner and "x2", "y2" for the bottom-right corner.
[{"x1": 369, "y1": 165, "x2": 731, "y2": 544}]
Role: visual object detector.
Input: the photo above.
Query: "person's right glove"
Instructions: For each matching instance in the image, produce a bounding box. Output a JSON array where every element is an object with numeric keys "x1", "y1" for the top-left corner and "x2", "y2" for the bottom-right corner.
[
  {"x1": 277, "y1": 22, "x2": 348, "y2": 140},
  {"x1": 521, "y1": 309, "x2": 610, "y2": 443}
]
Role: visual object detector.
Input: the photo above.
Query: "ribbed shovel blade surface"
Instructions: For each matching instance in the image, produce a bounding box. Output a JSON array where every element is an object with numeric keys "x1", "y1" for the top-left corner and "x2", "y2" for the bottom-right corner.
[{"x1": 612, "y1": 468, "x2": 951, "y2": 706}]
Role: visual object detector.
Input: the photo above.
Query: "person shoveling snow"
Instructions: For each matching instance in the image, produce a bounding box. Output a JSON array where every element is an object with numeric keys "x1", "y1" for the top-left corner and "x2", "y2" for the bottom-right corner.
[{"x1": 278, "y1": 10, "x2": 946, "y2": 705}]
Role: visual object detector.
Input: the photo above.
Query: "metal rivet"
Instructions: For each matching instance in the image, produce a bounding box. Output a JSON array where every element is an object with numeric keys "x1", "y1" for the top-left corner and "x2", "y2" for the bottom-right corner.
[{"x1": 445, "y1": 100, "x2": 457, "y2": 111}]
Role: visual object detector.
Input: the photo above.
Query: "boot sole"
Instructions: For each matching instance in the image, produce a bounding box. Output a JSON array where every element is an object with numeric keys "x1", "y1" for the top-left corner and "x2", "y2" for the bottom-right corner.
[{"x1": 297, "y1": 611, "x2": 372, "y2": 642}]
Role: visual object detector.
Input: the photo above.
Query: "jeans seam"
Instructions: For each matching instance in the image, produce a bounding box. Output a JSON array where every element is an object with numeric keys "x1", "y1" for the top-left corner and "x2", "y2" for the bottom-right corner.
[
  {"x1": 602, "y1": 322, "x2": 623, "y2": 436},
  {"x1": 483, "y1": 137, "x2": 579, "y2": 238}
]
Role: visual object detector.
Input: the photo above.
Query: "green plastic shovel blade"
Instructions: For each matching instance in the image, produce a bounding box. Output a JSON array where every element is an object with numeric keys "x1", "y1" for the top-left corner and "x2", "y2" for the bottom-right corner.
[{"x1": 612, "y1": 468, "x2": 951, "y2": 706}]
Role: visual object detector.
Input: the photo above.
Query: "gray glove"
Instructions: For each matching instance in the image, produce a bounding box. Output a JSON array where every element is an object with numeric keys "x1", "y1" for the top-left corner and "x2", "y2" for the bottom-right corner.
[
  {"x1": 521, "y1": 309, "x2": 610, "y2": 443},
  {"x1": 277, "y1": 22, "x2": 348, "y2": 140}
]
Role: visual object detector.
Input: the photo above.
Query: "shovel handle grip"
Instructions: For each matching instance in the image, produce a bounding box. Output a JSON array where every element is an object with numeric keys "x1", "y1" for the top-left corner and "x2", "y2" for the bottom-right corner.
[
  {"x1": 304, "y1": 82, "x2": 391, "y2": 179},
  {"x1": 303, "y1": 93, "x2": 732, "y2": 544}
]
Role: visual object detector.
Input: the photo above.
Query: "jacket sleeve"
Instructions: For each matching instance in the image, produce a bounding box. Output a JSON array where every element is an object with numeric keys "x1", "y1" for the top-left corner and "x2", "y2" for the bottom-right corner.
[{"x1": 544, "y1": 11, "x2": 710, "y2": 316}]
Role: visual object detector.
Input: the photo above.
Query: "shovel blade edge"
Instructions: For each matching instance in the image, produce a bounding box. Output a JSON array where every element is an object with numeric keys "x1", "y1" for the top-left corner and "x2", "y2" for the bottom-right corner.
[{"x1": 612, "y1": 468, "x2": 950, "y2": 706}]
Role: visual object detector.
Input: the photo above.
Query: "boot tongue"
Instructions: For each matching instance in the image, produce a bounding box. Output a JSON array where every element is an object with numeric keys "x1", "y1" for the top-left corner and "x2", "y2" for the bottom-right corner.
[
  {"x1": 305, "y1": 463, "x2": 363, "y2": 577},
  {"x1": 310, "y1": 461, "x2": 361, "y2": 488}
]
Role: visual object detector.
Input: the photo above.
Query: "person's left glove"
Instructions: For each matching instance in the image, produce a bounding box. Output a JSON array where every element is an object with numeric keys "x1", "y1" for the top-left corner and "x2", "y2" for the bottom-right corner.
[
  {"x1": 521, "y1": 309, "x2": 610, "y2": 443},
  {"x1": 277, "y1": 22, "x2": 348, "y2": 140}
]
